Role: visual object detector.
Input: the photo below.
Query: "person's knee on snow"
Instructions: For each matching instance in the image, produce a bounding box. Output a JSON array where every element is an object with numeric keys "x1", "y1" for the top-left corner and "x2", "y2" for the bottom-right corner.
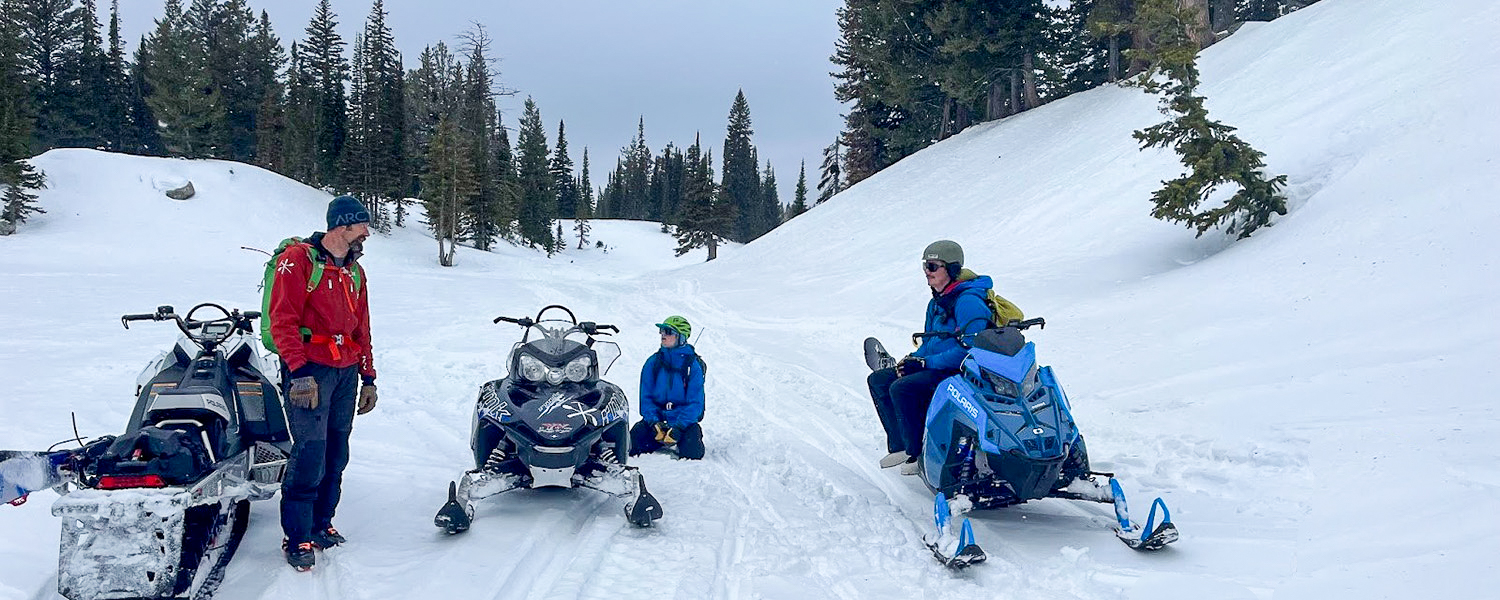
[{"x1": 631, "y1": 316, "x2": 708, "y2": 460}]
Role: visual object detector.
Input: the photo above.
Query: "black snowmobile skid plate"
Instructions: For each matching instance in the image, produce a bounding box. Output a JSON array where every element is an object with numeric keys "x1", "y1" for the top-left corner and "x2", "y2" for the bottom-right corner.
[{"x1": 863, "y1": 337, "x2": 896, "y2": 372}]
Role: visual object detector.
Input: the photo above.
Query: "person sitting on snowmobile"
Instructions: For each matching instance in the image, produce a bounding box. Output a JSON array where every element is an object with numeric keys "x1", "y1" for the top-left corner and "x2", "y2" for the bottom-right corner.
[
  {"x1": 268, "y1": 195, "x2": 380, "y2": 570},
  {"x1": 629, "y1": 316, "x2": 706, "y2": 460},
  {"x1": 868, "y1": 240, "x2": 1004, "y2": 475}
]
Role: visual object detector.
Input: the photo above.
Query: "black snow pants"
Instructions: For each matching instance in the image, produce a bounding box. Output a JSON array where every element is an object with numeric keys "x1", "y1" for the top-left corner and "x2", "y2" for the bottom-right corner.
[
  {"x1": 280, "y1": 362, "x2": 359, "y2": 546},
  {"x1": 867, "y1": 366, "x2": 954, "y2": 456},
  {"x1": 628, "y1": 420, "x2": 705, "y2": 460}
]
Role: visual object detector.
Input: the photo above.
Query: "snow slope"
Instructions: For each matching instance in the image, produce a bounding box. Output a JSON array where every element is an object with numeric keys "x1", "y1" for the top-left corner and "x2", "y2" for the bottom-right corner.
[{"x1": 3, "y1": 0, "x2": 1498, "y2": 598}]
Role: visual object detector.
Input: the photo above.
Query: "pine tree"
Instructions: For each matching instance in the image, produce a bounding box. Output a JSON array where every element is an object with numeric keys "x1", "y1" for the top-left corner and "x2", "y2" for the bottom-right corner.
[
  {"x1": 254, "y1": 75, "x2": 285, "y2": 171},
  {"x1": 674, "y1": 135, "x2": 731, "y2": 261},
  {"x1": 343, "y1": 0, "x2": 404, "y2": 232},
  {"x1": 514, "y1": 97, "x2": 553, "y2": 249},
  {"x1": 652, "y1": 143, "x2": 684, "y2": 229},
  {"x1": 450, "y1": 27, "x2": 498, "y2": 248},
  {"x1": 816, "y1": 137, "x2": 842, "y2": 203},
  {"x1": 0, "y1": 0, "x2": 45, "y2": 232},
  {"x1": 421, "y1": 116, "x2": 474, "y2": 266},
  {"x1": 300, "y1": 0, "x2": 347, "y2": 185},
  {"x1": 124, "y1": 37, "x2": 161, "y2": 155},
  {"x1": 402, "y1": 43, "x2": 456, "y2": 227},
  {"x1": 573, "y1": 147, "x2": 592, "y2": 249},
  {"x1": 71, "y1": 0, "x2": 109, "y2": 148},
  {"x1": 10, "y1": 0, "x2": 88, "y2": 150},
  {"x1": 720, "y1": 90, "x2": 759, "y2": 242},
  {"x1": 490, "y1": 119, "x2": 519, "y2": 240},
  {"x1": 201, "y1": 0, "x2": 262, "y2": 161},
  {"x1": 281, "y1": 41, "x2": 317, "y2": 181},
  {"x1": 1129, "y1": 0, "x2": 1286, "y2": 239},
  {"x1": 142, "y1": 0, "x2": 221, "y2": 157},
  {"x1": 622, "y1": 116, "x2": 650, "y2": 219},
  {"x1": 759, "y1": 163, "x2": 780, "y2": 229},
  {"x1": 98, "y1": 0, "x2": 129, "y2": 150},
  {"x1": 550, "y1": 120, "x2": 578, "y2": 219},
  {"x1": 249, "y1": 10, "x2": 285, "y2": 170},
  {"x1": 789, "y1": 160, "x2": 809, "y2": 218}
]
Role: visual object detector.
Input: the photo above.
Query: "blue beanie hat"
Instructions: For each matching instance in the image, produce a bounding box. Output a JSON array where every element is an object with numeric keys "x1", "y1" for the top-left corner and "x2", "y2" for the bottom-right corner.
[{"x1": 327, "y1": 195, "x2": 370, "y2": 229}]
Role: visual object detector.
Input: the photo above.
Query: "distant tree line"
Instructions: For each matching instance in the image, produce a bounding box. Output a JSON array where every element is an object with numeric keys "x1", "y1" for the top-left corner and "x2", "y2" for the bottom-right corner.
[{"x1": 0, "y1": 0, "x2": 808, "y2": 257}]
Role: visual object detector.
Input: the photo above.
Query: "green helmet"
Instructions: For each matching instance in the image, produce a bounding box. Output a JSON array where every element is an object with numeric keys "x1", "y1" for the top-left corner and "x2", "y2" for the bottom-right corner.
[
  {"x1": 922, "y1": 240, "x2": 964, "y2": 266},
  {"x1": 656, "y1": 315, "x2": 691, "y2": 340}
]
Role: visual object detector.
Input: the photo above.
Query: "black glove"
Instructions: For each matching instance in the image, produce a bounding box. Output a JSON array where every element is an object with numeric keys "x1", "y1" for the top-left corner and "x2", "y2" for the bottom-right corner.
[
  {"x1": 896, "y1": 355, "x2": 926, "y2": 377},
  {"x1": 288, "y1": 376, "x2": 319, "y2": 410}
]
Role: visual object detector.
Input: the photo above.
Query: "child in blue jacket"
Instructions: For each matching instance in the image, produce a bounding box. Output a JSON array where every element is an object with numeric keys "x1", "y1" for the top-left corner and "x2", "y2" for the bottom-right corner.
[{"x1": 630, "y1": 316, "x2": 706, "y2": 459}]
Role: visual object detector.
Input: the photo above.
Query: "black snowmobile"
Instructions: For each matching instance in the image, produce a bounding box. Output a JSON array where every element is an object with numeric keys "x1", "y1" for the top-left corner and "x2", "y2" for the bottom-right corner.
[
  {"x1": 0, "y1": 303, "x2": 291, "y2": 600},
  {"x1": 434, "y1": 305, "x2": 663, "y2": 534}
]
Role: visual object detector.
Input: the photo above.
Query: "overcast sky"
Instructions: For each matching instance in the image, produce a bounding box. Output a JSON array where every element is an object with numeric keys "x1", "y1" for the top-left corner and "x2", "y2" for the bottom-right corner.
[{"x1": 116, "y1": 0, "x2": 848, "y2": 204}]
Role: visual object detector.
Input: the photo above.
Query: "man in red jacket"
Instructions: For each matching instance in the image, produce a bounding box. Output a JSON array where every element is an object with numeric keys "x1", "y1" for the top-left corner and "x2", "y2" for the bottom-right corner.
[{"x1": 268, "y1": 195, "x2": 378, "y2": 571}]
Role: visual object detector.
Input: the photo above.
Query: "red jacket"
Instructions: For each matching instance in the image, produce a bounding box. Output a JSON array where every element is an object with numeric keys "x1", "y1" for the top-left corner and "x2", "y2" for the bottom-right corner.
[{"x1": 269, "y1": 233, "x2": 376, "y2": 380}]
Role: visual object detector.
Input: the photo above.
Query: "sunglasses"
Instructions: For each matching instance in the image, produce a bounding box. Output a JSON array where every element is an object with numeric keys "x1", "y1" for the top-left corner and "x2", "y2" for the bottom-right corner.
[
  {"x1": 658, "y1": 327, "x2": 678, "y2": 336},
  {"x1": 923, "y1": 261, "x2": 946, "y2": 273}
]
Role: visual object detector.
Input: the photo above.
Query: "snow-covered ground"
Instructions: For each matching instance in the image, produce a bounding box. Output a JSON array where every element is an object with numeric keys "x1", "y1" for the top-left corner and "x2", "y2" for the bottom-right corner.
[{"x1": 3, "y1": 0, "x2": 1498, "y2": 597}]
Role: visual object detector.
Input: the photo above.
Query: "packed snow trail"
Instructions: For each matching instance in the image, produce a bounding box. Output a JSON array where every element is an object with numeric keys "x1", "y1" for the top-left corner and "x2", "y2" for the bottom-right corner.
[{"x1": 5, "y1": 0, "x2": 1500, "y2": 597}]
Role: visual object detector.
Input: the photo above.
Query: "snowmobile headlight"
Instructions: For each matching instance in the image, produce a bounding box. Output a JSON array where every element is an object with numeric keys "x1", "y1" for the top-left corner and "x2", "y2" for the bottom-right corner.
[
  {"x1": 564, "y1": 356, "x2": 592, "y2": 382},
  {"x1": 519, "y1": 355, "x2": 548, "y2": 381},
  {"x1": 545, "y1": 366, "x2": 565, "y2": 385},
  {"x1": 985, "y1": 371, "x2": 1020, "y2": 398}
]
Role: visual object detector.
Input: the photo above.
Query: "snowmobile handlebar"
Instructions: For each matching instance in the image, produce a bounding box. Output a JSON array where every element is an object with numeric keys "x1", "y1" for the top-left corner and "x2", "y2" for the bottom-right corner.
[
  {"x1": 911, "y1": 317, "x2": 1048, "y2": 342},
  {"x1": 493, "y1": 307, "x2": 617, "y2": 336},
  {"x1": 121, "y1": 304, "x2": 260, "y2": 347}
]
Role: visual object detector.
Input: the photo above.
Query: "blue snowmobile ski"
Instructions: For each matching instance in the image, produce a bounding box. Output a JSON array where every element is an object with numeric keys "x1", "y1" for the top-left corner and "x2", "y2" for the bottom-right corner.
[
  {"x1": 0, "y1": 449, "x2": 75, "y2": 506},
  {"x1": 869, "y1": 318, "x2": 1179, "y2": 567}
]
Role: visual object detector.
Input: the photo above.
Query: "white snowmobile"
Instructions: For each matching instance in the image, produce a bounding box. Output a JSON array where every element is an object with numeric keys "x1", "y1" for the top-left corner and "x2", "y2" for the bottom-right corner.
[
  {"x1": 434, "y1": 305, "x2": 663, "y2": 533},
  {"x1": 0, "y1": 303, "x2": 290, "y2": 600}
]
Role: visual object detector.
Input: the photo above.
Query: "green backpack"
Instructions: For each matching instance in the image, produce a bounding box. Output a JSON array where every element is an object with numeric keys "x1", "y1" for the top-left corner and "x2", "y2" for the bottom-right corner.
[
  {"x1": 984, "y1": 289, "x2": 1025, "y2": 328},
  {"x1": 258, "y1": 236, "x2": 363, "y2": 354}
]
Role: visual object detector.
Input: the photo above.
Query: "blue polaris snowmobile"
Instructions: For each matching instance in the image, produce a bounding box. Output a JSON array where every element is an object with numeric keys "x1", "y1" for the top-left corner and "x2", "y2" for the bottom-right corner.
[{"x1": 865, "y1": 318, "x2": 1178, "y2": 568}]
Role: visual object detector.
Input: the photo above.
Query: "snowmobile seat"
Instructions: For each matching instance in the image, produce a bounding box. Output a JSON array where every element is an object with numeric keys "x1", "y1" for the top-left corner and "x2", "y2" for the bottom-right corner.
[{"x1": 143, "y1": 388, "x2": 232, "y2": 462}]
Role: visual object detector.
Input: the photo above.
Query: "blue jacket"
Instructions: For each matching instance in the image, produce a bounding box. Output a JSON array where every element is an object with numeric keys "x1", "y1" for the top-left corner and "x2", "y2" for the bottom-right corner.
[
  {"x1": 913, "y1": 271, "x2": 994, "y2": 371},
  {"x1": 639, "y1": 343, "x2": 705, "y2": 428}
]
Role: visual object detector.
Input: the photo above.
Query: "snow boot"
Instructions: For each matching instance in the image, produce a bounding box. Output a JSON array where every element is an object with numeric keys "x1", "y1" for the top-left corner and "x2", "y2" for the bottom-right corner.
[
  {"x1": 285, "y1": 541, "x2": 316, "y2": 571},
  {"x1": 880, "y1": 451, "x2": 909, "y2": 469},
  {"x1": 312, "y1": 526, "x2": 346, "y2": 549}
]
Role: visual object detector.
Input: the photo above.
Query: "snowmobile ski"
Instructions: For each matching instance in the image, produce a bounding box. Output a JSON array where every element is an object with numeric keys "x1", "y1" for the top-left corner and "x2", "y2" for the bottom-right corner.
[
  {"x1": 922, "y1": 492, "x2": 987, "y2": 569},
  {"x1": 435, "y1": 480, "x2": 471, "y2": 534},
  {"x1": 0, "y1": 449, "x2": 72, "y2": 506},
  {"x1": 1111, "y1": 479, "x2": 1179, "y2": 551},
  {"x1": 863, "y1": 337, "x2": 896, "y2": 371},
  {"x1": 622, "y1": 468, "x2": 663, "y2": 527}
]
